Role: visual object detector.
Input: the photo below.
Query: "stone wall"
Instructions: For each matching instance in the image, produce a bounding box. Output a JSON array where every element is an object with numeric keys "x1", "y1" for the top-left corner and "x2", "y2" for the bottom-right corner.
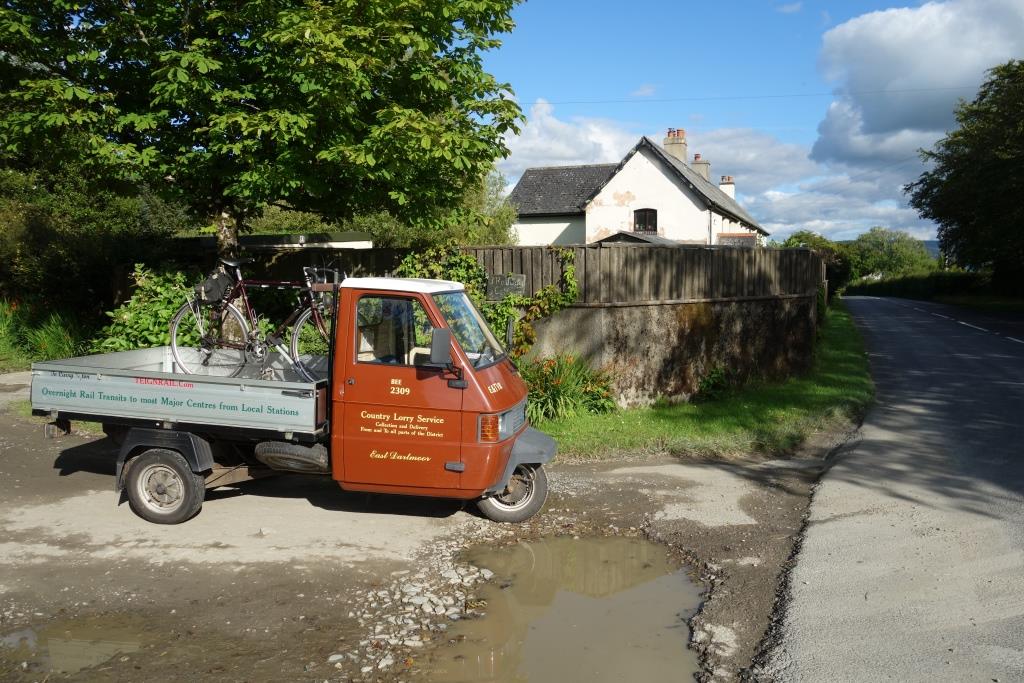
[{"x1": 529, "y1": 295, "x2": 817, "y2": 407}]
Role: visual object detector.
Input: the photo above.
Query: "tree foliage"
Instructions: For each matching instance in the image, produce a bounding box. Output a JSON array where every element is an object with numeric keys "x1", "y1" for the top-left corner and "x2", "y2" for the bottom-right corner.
[
  {"x1": 0, "y1": 166, "x2": 188, "y2": 312},
  {"x1": 244, "y1": 165, "x2": 517, "y2": 247},
  {"x1": 780, "y1": 230, "x2": 854, "y2": 291},
  {"x1": 906, "y1": 59, "x2": 1024, "y2": 293},
  {"x1": 779, "y1": 227, "x2": 935, "y2": 291},
  {"x1": 846, "y1": 227, "x2": 936, "y2": 278},
  {"x1": 0, "y1": 1, "x2": 524, "y2": 255}
]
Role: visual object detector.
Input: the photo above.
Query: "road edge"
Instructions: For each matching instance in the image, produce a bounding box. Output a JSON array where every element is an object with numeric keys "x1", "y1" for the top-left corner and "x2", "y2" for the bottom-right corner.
[{"x1": 741, "y1": 427, "x2": 864, "y2": 681}]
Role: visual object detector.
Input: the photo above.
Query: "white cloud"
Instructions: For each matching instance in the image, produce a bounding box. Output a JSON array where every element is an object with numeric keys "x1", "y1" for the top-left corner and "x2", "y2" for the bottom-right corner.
[
  {"x1": 776, "y1": 2, "x2": 802, "y2": 14},
  {"x1": 684, "y1": 128, "x2": 820, "y2": 195},
  {"x1": 630, "y1": 84, "x2": 657, "y2": 98},
  {"x1": 766, "y1": 0, "x2": 1024, "y2": 240},
  {"x1": 813, "y1": 0, "x2": 1024, "y2": 166},
  {"x1": 749, "y1": 187, "x2": 933, "y2": 242},
  {"x1": 498, "y1": 99, "x2": 638, "y2": 179}
]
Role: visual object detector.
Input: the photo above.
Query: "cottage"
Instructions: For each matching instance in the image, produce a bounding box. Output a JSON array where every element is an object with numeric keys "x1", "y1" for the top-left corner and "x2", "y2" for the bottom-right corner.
[{"x1": 509, "y1": 129, "x2": 767, "y2": 246}]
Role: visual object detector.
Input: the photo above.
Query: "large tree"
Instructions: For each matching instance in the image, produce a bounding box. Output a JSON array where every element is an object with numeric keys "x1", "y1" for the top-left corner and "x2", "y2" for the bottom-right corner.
[
  {"x1": 846, "y1": 227, "x2": 935, "y2": 279},
  {"x1": 905, "y1": 60, "x2": 1024, "y2": 292},
  {"x1": 0, "y1": 1, "x2": 523, "y2": 255}
]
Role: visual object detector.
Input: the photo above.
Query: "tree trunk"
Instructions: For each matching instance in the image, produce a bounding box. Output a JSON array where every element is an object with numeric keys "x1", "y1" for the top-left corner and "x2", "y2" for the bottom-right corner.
[{"x1": 215, "y1": 210, "x2": 239, "y2": 259}]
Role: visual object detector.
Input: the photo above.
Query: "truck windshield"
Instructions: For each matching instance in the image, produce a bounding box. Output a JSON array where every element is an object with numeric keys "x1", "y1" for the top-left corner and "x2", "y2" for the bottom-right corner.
[{"x1": 433, "y1": 291, "x2": 506, "y2": 369}]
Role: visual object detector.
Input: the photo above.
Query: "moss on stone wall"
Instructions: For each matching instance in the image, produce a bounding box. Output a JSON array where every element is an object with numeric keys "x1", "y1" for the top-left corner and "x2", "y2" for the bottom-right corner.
[{"x1": 530, "y1": 297, "x2": 817, "y2": 407}]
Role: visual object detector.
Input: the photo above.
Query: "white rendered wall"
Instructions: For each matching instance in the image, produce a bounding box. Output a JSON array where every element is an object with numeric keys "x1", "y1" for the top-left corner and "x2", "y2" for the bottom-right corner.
[
  {"x1": 584, "y1": 148, "x2": 711, "y2": 243},
  {"x1": 713, "y1": 214, "x2": 762, "y2": 244},
  {"x1": 513, "y1": 216, "x2": 586, "y2": 246}
]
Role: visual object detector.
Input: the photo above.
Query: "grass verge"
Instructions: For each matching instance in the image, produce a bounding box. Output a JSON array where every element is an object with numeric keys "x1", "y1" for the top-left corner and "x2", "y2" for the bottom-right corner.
[{"x1": 539, "y1": 301, "x2": 874, "y2": 459}]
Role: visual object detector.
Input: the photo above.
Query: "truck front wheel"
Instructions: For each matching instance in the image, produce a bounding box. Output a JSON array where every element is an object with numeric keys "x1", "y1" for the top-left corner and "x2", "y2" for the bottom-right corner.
[
  {"x1": 477, "y1": 464, "x2": 548, "y2": 523},
  {"x1": 125, "y1": 449, "x2": 205, "y2": 525}
]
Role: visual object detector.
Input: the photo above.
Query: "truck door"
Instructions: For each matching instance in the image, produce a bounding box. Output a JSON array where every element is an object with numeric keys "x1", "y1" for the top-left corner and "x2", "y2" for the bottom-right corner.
[{"x1": 340, "y1": 291, "x2": 463, "y2": 488}]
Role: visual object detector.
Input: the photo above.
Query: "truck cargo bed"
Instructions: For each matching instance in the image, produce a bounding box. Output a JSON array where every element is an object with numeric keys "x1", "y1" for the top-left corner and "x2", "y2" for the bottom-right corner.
[{"x1": 31, "y1": 347, "x2": 328, "y2": 440}]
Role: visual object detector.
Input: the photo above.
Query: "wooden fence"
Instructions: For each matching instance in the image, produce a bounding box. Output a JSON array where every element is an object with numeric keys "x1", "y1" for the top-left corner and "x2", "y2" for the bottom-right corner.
[
  {"x1": 185, "y1": 238, "x2": 824, "y2": 307},
  {"x1": 462, "y1": 245, "x2": 824, "y2": 306}
]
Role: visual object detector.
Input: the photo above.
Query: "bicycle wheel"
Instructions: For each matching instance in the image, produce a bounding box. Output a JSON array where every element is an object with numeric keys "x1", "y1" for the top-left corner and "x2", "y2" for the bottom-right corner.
[
  {"x1": 170, "y1": 301, "x2": 250, "y2": 376},
  {"x1": 289, "y1": 307, "x2": 333, "y2": 381}
]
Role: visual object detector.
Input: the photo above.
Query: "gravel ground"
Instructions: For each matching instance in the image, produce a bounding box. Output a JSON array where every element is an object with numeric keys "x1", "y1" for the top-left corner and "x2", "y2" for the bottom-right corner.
[{"x1": 0, "y1": 389, "x2": 852, "y2": 682}]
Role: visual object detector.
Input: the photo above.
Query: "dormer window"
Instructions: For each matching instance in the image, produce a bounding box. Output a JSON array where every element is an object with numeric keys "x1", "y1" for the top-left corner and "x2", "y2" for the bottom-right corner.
[{"x1": 633, "y1": 208, "x2": 657, "y2": 234}]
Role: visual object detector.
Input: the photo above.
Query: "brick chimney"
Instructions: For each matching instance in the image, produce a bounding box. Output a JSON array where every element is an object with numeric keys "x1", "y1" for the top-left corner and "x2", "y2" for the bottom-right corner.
[
  {"x1": 692, "y1": 153, "x2": 711, "y2": 182},
  {"x1": 719, "y1": 175, "x2": 735, "y2": 199},
  {"x1": 662, "y1": 128, "x2": 688, "y2": 163}
]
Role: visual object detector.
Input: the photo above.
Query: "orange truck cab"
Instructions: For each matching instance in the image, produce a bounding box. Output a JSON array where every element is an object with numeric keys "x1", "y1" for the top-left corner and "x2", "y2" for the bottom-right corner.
[
  {"x1": 30, "y1": 277, "x2": 555, "y2": 525},
  {"x1": 324, "y1": 277, "x2": 554, "y2": 522}
]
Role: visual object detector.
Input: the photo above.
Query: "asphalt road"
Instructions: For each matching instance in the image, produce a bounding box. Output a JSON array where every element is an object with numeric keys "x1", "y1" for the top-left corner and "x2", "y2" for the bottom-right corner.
[{"x1": 762, "y1": 296, "x2": 1024, "y2": 681}]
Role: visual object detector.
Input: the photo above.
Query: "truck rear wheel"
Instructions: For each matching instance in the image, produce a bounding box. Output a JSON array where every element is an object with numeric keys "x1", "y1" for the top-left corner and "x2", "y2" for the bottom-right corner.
[
  {"x1": 125, "y1": 449, "x2": 205, "y2": 524},
  {"x1": 477, "y1": 464, "x2": 548, "y2": 523}
]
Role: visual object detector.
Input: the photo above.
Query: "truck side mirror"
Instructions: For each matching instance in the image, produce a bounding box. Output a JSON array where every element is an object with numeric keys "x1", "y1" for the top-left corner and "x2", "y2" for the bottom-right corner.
[{"x1": 429, "y1": 328, "x2": 453, "y2": 367}]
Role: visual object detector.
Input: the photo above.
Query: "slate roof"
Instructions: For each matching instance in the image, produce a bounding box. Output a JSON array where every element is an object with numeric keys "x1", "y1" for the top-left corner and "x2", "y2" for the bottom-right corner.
[
  {"x1": 508, "y1": 138, "x2": 766, "y2": 235},
  {"x1": 508, "y1": 164, "x2": 617, "y2": 216}
]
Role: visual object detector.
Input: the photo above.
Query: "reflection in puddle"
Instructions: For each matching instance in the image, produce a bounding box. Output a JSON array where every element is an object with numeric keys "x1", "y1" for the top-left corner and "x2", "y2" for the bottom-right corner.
[
  {"x1": 427, "y1": 537, "x2": 702, "y2": 682},
  {"x1": 1, "y1": 616, "x2": 142, "y2": 674}
]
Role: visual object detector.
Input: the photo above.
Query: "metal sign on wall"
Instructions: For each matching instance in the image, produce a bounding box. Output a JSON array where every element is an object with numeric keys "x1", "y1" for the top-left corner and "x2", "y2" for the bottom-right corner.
[
  {"x1": 717, "y1": 235, "x2": 756, "y2": 248},
  {"x1": 486, "y1": 273, "x2": 527, "y2": 300}
]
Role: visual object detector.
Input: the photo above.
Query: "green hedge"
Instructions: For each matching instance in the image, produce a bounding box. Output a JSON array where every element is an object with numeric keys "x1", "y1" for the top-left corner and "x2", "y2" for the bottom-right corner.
[{"x1": 844, "y1": 271, "x2": 988, "y2": 299}]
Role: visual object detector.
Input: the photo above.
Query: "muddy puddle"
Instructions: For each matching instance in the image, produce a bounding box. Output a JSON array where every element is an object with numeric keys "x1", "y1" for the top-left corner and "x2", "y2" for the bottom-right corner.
[
  {"x1": 1, "y1": 615, "x2": 144, "y2": 675},
  {"x1": 425, "y1": 536, "x2": 702, "y2": 682}
]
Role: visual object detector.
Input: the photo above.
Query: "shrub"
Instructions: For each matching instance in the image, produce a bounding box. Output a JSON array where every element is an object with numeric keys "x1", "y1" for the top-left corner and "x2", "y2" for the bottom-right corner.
[
  {"x1": 843, "y1": 270, "x2": 987, "y2": 299},
  {"x1": 0, "y1": 300, "x2": 29, "y2": 369},
  {"x1": 696, "y1": 366, "x2": 731, "y2": 402},
  {"x1": 0, "y1": 299, "x2": 88, "y2": 366},
  {"x1": 520, "y1": 354, "x2": 616, "y2": 423},
  {"x1": 90, "y1": 265, "x2": 199, "y2": 353},
  {"x1": 23, "y1": 312, "x2": 86, "y2": 360}
]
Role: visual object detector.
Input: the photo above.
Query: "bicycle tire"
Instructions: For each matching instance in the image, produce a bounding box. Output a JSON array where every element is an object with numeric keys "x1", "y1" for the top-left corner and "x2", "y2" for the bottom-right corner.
[
  {"x1": 169, "y1": 301, "x2": 250, "y2": 377},
  {"x1": 289, "y1": 307, "x2": 332, "y2": 381}
]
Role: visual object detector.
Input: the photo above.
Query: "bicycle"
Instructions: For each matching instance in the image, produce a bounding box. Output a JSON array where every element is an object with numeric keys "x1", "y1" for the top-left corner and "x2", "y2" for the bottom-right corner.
[{"x1": 169, "y1": 257, "x2": 338, "y2": 381}]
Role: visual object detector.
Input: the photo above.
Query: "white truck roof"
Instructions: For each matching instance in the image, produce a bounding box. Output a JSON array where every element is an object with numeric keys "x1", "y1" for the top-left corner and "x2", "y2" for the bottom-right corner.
[{"x1": 340, "y1": 277, "x2": 465, "y2": 294}]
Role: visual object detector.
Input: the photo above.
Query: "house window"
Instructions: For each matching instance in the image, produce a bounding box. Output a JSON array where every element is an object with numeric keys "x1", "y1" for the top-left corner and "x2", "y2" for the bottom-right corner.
[{"x1": 633, "y1": 208, "x2": 657, "y2": 234}]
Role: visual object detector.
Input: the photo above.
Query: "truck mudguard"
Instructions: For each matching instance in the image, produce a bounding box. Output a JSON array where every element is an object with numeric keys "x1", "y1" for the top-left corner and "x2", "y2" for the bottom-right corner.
[
  {"x1": 115, "y1": 428, "x2": 215, "y2": 491},
  {"x1": 485, "y1": 427, "x2": 556, "y2": 495}
]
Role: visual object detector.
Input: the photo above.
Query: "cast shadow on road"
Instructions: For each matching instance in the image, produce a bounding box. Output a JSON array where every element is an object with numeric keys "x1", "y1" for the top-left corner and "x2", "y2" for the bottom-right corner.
[
  {"x1": 52, "y1": 439, "x2": 118, "y2": 477},
  {"x1": 51, "y1": 437, "x2": 463, "y2": 520},
  {"x1": 205, "y1": 476, "x2": 465, "y2": 519},
  {"x1": 812, "y1": 300, "x2": 1024, "y2": 521}
]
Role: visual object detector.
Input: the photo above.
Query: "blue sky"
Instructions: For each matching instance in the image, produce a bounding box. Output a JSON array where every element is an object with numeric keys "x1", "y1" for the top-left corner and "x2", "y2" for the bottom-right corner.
[{"x1": 483, "y1": 0, "x2": 1024, "y2": 240}]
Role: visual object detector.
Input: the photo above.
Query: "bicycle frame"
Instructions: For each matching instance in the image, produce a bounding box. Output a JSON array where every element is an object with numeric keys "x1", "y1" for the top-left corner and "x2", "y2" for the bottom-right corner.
[{"x1": 212, "y1": 267, "x2": 332, "y2": 355}]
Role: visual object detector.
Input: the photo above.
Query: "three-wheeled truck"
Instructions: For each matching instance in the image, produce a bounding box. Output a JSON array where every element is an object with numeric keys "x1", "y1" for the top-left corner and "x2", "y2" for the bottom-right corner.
[{"x1": 30, "y1": 277, "x2": 554, "y2": 524}]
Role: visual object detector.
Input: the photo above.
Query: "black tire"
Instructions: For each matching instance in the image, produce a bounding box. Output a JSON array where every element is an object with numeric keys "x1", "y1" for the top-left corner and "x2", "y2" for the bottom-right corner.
[
  {"x1": 169, "y1": 301, "x2": 249, "y2": 377},
  {"x1": 288, "y1": 307, "x2": 332, "y2": 381},
  {"x1": 125, "y1": 449, "x2": 205, "y2": 525},
  {"x1": 476, "y1": 464, "x2": 548, "y2": 523},
  {"x1": 254, "y1": 441, "x2": 329, "y2": 473}
]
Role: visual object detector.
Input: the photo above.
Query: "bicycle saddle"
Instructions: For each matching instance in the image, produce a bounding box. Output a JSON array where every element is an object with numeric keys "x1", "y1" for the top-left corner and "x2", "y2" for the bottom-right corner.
[{"x1": 219, "y1": 257, "x2": 254, "y2": 268}]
